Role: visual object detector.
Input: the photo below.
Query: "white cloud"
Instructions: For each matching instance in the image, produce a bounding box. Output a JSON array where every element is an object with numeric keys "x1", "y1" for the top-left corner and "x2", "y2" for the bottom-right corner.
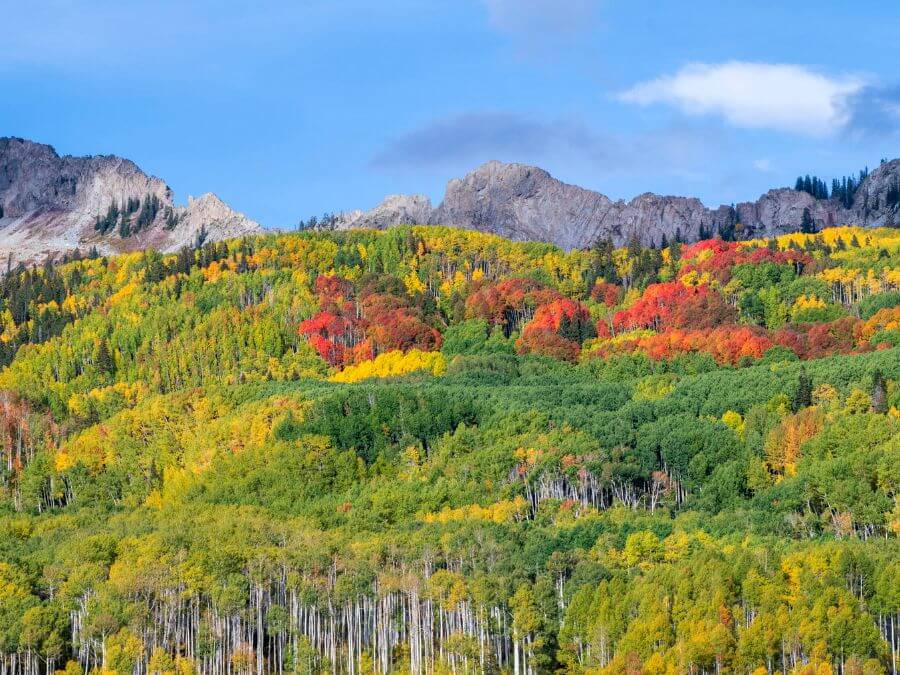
[
  {"x1": 752, "y1": 159, "x2": 772, "y2": 172},
  {"x1": 619, "y1": 62, "x2": 865, "y2": 137}
]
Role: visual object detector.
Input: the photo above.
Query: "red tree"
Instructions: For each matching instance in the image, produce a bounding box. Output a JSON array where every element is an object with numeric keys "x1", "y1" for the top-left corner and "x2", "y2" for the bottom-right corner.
[
  {"x1": 613, "y1": 282, "x2": 734, "y2": 332},
  {"x1": 677, "y1": 240, "x2": 812, "y2": 284},
  {"x1": 516, "y1": 298, "x2": 595, "y2": 361},
  {"x1": 516, "y1": 330, "x2": 581, "y2": 362},
  {"x1": 466, "y1": 278, "x2": 564, "y2": 334},
  {"x1": 591, "y1": 281, "x2": 623, "y2": 307}
]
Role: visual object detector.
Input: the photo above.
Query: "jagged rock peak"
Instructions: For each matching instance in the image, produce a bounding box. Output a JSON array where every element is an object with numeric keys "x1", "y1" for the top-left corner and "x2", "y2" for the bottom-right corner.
[
  {"x1": 337, "y1": 160, "x2": 900, "y2": 250},
  {"x1": 0, "y1": 137, "x2": 261, "y2": 265},
  {"x1": 334, "y1": 194, "x2": 433, "y2": 231}
]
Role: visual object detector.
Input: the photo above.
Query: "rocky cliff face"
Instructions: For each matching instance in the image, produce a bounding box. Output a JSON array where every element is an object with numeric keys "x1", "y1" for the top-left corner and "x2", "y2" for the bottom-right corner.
[
  {"x1": 848, "y1": 159, "x2": 900, "y2": 227},
  {"x1": 337, "y1": 194, "x2": 433, "y2": 231},
  {"x1": 0, "y1": 137, "x2": 261, "y2": 265},
  {"x1": 338, "y1": 160, "x2": 900, "y2": 249},
  {"x1": 428, "y1": 161, "x2": 735, "y2": 248}
]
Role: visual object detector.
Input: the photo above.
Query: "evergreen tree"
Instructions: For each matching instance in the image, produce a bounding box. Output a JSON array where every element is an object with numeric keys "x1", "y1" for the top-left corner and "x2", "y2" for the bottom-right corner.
[
  {"x1": 800, "y1": 208, "x2": 816, "y2": 234},
  {"x1": 886, "y1": 178, "x2": 900, "y2": 208},
  {"x1": 668, "y1": 239, "x2": 682, "y2": 265},
  {"x1": 195, "y1": 224, "x2": 209, "y2": 249},
  {"x1": 94, "y1": 340, "x2": 115, "y2": 374},
  {"x1": 579, "y1": 316, "x2": 597, "y2": 343},
  {"x1": 793, "y1": 367, "x2": 813, "y2": 412},
  {"x1": 176, "y1": 247, "x2": 194, "y2": 274},
  {"x1": 589, "y1": 237, "x2": 618, "y2": 284},
  {"x1": 557, "y1": 314, "x2": 576, "y2": 342}
]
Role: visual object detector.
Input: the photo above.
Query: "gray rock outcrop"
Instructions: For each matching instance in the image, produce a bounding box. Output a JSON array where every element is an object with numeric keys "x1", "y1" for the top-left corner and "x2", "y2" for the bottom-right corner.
[
  {"x1": 0, "y1": 137, "x2": 261, "y2": 265},
  {"x1": 336, "y1": 194, "x2": 433, "y2": 230},
  {"x1": 337, "y1": 160, "x2": 900, "y2": 249}
]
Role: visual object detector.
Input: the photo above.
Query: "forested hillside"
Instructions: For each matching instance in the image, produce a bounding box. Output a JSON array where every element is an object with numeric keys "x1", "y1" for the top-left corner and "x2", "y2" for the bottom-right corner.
[{"x1": 0, "y1": 225, "x2": 898, "y2": 675}]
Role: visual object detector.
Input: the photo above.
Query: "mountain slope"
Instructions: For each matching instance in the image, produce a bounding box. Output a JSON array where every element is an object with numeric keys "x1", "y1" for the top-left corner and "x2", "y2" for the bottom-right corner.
[
  {"x1": 338, "y1": 159, "x2": 900, "y2": 249},
  {"x1": 0, "y1": 224, "x2": 898, "y2": 674},
  {"x1": 0, "y1": 137, "x2": 261, "y2": 264}
]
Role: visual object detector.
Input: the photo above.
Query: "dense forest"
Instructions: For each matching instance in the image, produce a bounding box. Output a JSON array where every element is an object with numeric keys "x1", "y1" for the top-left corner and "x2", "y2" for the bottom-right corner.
[{"x1": 0, "y1": 224, "x2": 898, "y2": 674}]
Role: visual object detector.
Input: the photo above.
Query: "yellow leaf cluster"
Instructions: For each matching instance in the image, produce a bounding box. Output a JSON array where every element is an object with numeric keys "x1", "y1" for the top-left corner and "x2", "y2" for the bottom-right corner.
[
  {"x1": 764, "y1": 407, "x2": 824, "y2": 478},
  {"x1": 514, "y1": 445, "x2": 544, "y2": 467},
  {"x1": 0, "y1": 310, "x2": 16, "y2": 343},
  {"x1": 61, "y1": 294, "x2": 86, "y2": 315},
  {"x1": 792, "y1": 294, "x2": 827, "y2": 311},
  {"x1": 202, "y1": 260, "x2": 227, "y2": 282},
  {"x1": 403, "y1": 270, "x2": 427, "y2": 295},
  {"x1": 679, "y1": 269, "x2": 711, "y2": 287},
  {"x1": 634, "y1": 374, "x2": 678, "y2": 402},
  {"x1": 820, "y1": 268, "x2": 860, "y2": 285},
  {"x1": 604, "y1": 529, "x2": 712, "y2": 570},
  {"x1": 331, "y1": 349, "x2": 446, "y2": 383},
  {"x1": 107, "y1": 281, "x2": 138, "y2": 308},
  {"x1": 422, "y1": 496, "x2": 529, "y2": 524},
  {"x1": 721, "y1": 410, "x2": 745, "y2": 440}
]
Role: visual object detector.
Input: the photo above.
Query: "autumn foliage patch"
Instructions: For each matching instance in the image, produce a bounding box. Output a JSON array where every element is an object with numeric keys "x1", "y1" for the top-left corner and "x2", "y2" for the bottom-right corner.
[
  {"x1": 299, "y1": 275, "x2": 440, "y2": 366},
  {"x1": 612, "y1": 282, "x2": 736, "y2": 332}
]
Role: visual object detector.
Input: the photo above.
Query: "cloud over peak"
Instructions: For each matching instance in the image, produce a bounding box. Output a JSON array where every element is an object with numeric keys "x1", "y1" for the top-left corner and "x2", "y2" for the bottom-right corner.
[
  {"x1": 619, "y1": 62, "x2": 865, "y2": 137},
  {"x1": 369, "y1": 110, "x2": 726, "y2": 198},
  {"x1": 371, "y1": 111, "x2": 604, "y2": 170}
]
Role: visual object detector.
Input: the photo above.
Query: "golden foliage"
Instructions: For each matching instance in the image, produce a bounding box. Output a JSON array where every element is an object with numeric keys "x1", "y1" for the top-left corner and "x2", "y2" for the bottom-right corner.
[{"x1": 330, "y1": 349, "x2": 446, "y2": 383}]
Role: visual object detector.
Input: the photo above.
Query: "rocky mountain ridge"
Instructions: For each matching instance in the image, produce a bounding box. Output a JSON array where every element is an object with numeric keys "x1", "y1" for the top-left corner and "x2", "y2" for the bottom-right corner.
[
  {"x1": 336, "y1": 159, "x2": 900, "y2": 249},
  {"x1": 0, "y1": 137, "x2": 261, "y2": 265},
  {"x1": 5, "y1": 136, "x2": 897, "y2": 263}
]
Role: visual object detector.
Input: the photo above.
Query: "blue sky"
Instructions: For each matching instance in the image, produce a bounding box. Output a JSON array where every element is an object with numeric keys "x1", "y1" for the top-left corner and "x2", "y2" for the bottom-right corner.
[{"x1": 3, "y1": 0, "x2": 899, "y2": 228}]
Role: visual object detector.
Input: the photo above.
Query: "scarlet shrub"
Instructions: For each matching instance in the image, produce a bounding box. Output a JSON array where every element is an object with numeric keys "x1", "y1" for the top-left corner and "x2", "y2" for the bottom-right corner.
[
  {"x1": 679, "y1": 240, "x2": 811, "y2": 283},
  {"x1": 613, "y1": 282, "x2": 734, "y2": 332},
  {"x1": 588, "y1": 325, "x2": 774, "y2": 365},
  {"x1": 466, "y1": 278, "x2": 564, "y2": 334},
  {"x1": 516, "y1": 330, "x2": 581, "y2": 362},
  {"x1": 516, "y1": 298, "x2": 595, "y2": 361},
  {"x1": 772, "y1": 317, "x2": 860, "y2": 360},
  {"x1": 591, "y1": 281, "x2": 623, "y2": 307},
  {"x1": 300, "y1": 275, "x2": 442, "y2": 366}
]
